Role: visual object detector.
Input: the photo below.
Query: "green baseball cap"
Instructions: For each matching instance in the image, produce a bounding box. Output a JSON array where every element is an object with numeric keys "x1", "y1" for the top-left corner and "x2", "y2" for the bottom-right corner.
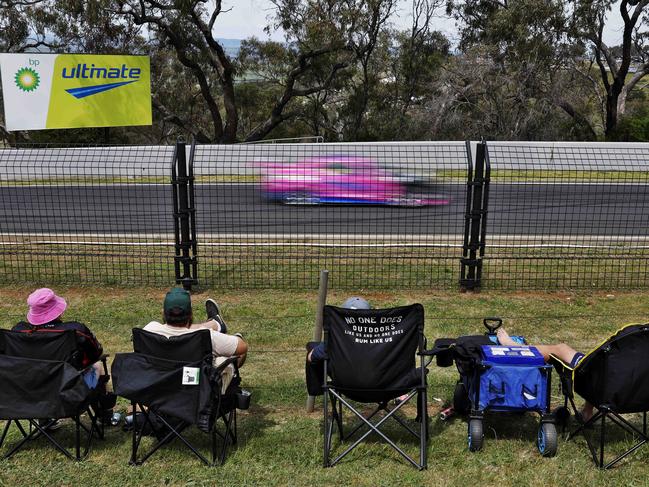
[{"x1": 164, "y1": 288, "x2": 192, "y2": 317}]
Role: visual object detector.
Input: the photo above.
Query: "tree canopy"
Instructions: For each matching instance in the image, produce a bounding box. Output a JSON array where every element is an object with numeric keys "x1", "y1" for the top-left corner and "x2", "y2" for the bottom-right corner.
[{"x1": 1, "y1": 0, "x2": 648, "y2": 143}]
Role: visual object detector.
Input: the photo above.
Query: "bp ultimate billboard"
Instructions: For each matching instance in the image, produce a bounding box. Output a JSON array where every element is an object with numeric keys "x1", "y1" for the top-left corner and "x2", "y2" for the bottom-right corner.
[{"x1": 0, "y1": 53, "x2": 152, "y2": 131}]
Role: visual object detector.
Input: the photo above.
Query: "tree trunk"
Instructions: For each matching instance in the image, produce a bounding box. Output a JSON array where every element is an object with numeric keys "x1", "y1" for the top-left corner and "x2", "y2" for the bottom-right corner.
[{"x1": 605, "y1": 93, "x2": 618, "y2": 137}]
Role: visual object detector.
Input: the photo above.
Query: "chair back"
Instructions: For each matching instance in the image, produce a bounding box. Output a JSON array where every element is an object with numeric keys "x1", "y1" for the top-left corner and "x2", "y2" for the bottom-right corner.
[
  {"x1": 575, "y1": 323, "x2": 649, "y2": 413},
  {"x1": 133, "y1": 328, "x2": 212, "y2": 362},
  {"x1": 0, "y1": 355, "x2": 89, "y2": 419},
  {"x1": 0, "y1": 329, "x2": 79, "y2": 364},
  {"x1": 323, "y1": 304, "x2": 423, "y2": 392}
]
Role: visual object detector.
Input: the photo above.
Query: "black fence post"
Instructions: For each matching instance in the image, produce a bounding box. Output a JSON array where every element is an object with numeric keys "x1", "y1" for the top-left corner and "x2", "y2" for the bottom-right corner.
[
  {"x1": 460, "y1": 140, "x2": 490, "y2": 290},
  {"x1": 171, "y1": 138, "x2": 198, "y2": 290}
]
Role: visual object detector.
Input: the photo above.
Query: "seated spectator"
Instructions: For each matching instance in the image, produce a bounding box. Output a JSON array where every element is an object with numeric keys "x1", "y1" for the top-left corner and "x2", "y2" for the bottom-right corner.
[
  {"x1": 496, "y1": 326, "x2": 593, "y2": 421},
  {"x1": 144, "y1": 288, "x2": 247, "y2": 388},
  {"x1": 305, "y1": 297, "x2": 371, "y2": 397},
  {"x1": 307, "y1": 296, "x2": 371, "y2": 363},
  {"x1": 13, "y1": 288, "x2": 105, "y2": 388},
  {"x1": 12, "y1": 288, "x2": 114, "y2": 427}
]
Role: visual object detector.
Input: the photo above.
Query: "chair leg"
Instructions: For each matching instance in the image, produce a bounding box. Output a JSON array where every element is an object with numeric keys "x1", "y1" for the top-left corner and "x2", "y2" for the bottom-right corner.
[
  {"x1": 328, "y1": 395, "x2": 343, "y2": 442},
  {"x1": 130, "y1": 401, "x2": 138, "y2": 465},
  {"x1": 75, "y1": 414, "x2": 81, "y2": 461},
  {"x1": 5, "y1": 420, "x2": 75, "y2": 460},
  {"x1": 219, "y1": 410, "x2": 236, "y2": 466},
  {"x1": 232, "y1": 409, "x2": 238, "y2": 445},
  {"x1": 323, "y1": 387, "x2": 330, "y2": 467},
  {"x1": 599, "y1": 411, "x2": 606, "y2": 469},
  {"x1": 326, "y1": 401, "x2": 335, "y2": 451},
  {"x1": 601, "y1": 410, "x2": 649, "y2": 469},
  {"x1": 330, "y1": 396, "x2": 343, "y2": 441},
  {"x1": 14, "y1": 420, "x2": 28, "y2": 438},
  {"x1": 341, "y1": 404, "x2": 383, "y2": 442},
  {"x1": 568, "y1": 403, "x2": 649, "y2": 469},
  {"x1": 420, "y1": 388, "x2": 428, "y2": 470},
  {"x1": 0, "y1": 421, "x2": 12, "y2": 448},
  {"x1": 211, "y1": 422, "x2": 218, "y2": 465},
  {"x1": 567, "y1": 395, "x2": 601, "y2": 467},
  {"x1": 329, "y1": 391, "x2": 422, "y2": 469}
]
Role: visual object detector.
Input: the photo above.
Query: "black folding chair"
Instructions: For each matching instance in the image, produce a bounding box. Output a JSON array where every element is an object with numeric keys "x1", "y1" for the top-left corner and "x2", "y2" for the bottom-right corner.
[
  {"x1": 112, "y1": 328, "x2": 247, "y2": 466},
  {"x1": 550, "y1": 323, "x2": 649, "y2": 469},
  {"x1": 0, "y1": 329, "x2": 107, "y2": 460},
  {"x1": 322, "y1": 304, "x2": 429, "y2": 469}
]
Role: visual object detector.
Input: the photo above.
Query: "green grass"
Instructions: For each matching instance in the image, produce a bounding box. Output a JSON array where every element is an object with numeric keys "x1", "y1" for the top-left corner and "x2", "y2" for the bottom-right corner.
[
  {"x1": 2, "y1": 170, "x2": 648, "y2": 186},
  {"x1": 436, "y1": 169, "x2": 649, "y2": 183},
  {"x1": 1, "y1": 286, "x2": 649, "y2": 485},
  {"x1": 2, "y1": 243, "x2": 648, "y2": 290},
  {"x1": 0, "y1": 175, "x2": 259, "y2": 186}
]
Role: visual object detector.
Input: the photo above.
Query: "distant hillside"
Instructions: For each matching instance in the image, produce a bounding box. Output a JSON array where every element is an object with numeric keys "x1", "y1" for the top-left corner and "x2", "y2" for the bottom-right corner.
[{"x1": 217, "y1": 38, "x2": 242, "y2": 58}]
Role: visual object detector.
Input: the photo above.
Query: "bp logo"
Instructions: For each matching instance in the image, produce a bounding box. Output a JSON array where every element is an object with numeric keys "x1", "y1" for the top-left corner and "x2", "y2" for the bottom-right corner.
[{"x1": 14, "y1": 67, "x2": 40, "y2": 92}]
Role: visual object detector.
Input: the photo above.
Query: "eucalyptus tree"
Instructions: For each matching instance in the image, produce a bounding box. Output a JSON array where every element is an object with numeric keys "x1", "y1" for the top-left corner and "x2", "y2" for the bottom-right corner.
[
  {"x1": 572, "y1": 0, "x2": 649, "y2": 136},
  {"x1": 447, "y1": 0, "x2": 649, "y2": 138},
  {"x1": 114, "y1": 0, "x2": 404, "y2": 142}
]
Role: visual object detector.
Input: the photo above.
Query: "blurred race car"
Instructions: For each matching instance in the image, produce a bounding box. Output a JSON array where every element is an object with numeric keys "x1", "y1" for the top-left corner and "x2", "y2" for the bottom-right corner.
[{"x1": 259, "y1": 155, "x2": 449, "y2": 206}]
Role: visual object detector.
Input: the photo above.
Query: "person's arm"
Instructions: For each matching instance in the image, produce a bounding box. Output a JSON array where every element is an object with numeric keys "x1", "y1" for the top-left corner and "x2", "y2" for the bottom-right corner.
[
  {"x1": 76, "y1": 323, "x2": 103, "y2": 366},
  {"x1": 234, "y1": 335, "x2": 248, "y2": 366},
  {"x1": 212, "y1": 332, "x2": 248, "y2": 367},
  {"x1": 188, "y1": 320, "x2": 220, "y2": 332}
]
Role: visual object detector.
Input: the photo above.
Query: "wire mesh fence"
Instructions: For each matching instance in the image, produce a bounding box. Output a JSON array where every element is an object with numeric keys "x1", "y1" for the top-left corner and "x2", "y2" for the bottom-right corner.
[
  {"x1": 191, "y1": 142, "x2": 469, "y2": 288},
  {"x1": 1, "y1": 141, "x2": 649, "y2": 290},
  {"x1": 483, "y1": 143, "x2": 649, "y2": 289},
  {"x1": 0, "y1": 144, "x2": 175, "y2": 285}
]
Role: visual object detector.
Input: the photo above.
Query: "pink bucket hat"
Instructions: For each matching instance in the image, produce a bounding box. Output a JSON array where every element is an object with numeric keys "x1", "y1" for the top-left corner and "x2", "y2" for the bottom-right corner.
[{"x1": 26, "y1": 288, "x2": 67, "y2": 325}]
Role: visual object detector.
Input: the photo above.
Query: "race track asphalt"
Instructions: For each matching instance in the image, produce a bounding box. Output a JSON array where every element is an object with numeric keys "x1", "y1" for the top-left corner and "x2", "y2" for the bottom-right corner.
[{"x1": 1, "y1": 183, "x2": 648, "y2": 236}]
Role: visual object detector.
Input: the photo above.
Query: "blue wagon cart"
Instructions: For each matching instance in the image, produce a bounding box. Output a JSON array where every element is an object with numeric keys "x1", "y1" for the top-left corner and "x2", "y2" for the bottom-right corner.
[{"x1": 441, "y1": 318, "x2": 558, "y2": 456}]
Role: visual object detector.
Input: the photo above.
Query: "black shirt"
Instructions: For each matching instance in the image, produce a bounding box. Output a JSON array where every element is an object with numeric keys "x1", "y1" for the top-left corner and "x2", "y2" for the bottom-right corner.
[{"x1": 12, "y1": 319, "x2": 103, "y2": 368}]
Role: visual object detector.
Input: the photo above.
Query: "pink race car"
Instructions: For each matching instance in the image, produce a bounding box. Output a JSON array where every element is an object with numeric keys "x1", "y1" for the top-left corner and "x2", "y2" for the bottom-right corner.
[{"x1": 259, "y1": 155, "x2": 449, "y2": 206}]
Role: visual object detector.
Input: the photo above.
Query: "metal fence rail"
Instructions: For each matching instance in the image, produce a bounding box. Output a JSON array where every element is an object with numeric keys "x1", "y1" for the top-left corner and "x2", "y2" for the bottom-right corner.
[
  {"x1": 484, "y1": 143, "x2": 649, "y2": 289},
  {"x1": 0, "y1": 144, "x2": 175, "y2": 285},
  {"x1": 192, "y1": 142, "x2": 468, "y2": 288}
]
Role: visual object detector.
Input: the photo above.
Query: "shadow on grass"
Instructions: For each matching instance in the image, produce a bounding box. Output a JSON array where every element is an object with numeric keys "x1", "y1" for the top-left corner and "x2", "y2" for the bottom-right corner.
[{"x1": 0, "y1": 399, "x2": 278, "y2": 467}]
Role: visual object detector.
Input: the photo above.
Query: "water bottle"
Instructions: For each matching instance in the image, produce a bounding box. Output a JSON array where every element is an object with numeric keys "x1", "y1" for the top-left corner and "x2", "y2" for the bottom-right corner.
[{"x1": 110, "y1": 412, "x2": 122, "y2": 426}]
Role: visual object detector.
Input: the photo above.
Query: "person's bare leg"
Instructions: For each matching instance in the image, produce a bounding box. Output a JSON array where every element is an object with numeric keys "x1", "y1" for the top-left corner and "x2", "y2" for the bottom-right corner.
[
  {"x1": 92, "y1": 361, "x2": 105, "y2": 377},
  {"x1": 496, "y1": 327, "x2": 518, "y2": 346},
  {"x1": 497, "y1": 328, "x2": 579, "y2": 363},
  {"x1": 497, "y1": 328, "x2": 593, "y2": 420}
]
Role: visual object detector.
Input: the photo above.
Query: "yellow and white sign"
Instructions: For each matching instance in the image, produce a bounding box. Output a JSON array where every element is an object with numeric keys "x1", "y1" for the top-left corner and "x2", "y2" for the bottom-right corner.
[{"x1": 0, "y1": 53, "x2": 152, "y2": 131}]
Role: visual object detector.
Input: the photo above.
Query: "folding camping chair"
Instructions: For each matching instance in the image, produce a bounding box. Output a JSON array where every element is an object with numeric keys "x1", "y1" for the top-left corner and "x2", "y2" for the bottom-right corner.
[
  {"x1": 550, "y1": 323, "x2": 649, "y2": 469},
  {"x1": 112, "y1": 328, "x2": 248, "y2": 466},
  {"x1": 0, "y1": 329, "x2": 108, "y2": 460},
  {"x1": 322, "y1": 304, "x2": 429, "y2": 469}
]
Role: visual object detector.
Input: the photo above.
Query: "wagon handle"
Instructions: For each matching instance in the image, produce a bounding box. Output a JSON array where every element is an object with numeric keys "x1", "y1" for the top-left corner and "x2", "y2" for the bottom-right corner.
[{"x1": 483, "y1": 317, "x2": 503, "y2": 334}]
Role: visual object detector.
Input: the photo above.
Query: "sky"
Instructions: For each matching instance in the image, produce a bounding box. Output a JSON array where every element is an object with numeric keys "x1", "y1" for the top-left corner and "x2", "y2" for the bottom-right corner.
[
  {"x1": 213, "y1": 0, "x2": 627, "y2": 47},
  {"x1": 213, "y1": 0, "x2": 461, "y2": 45}
]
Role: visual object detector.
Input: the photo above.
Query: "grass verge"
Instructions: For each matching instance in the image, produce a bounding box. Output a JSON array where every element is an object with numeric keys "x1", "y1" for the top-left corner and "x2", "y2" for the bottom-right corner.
[
  {"x1": 2, "y1": 243, "x2": 648, "y2": 289},
  {"x1": 0, "y1": 287, "x2": 649, "y2": 485}
]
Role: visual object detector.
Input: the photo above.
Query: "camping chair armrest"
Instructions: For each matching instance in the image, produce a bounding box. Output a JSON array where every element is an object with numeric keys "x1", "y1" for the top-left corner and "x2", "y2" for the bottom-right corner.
[
  {"x1": 421, "y1": 337, "x2": 456, "y2": 356},
  {"x1": 99, "y1": 354, "x2": 110, "y2": 374},
  {"x1": 420, "y1": 347, "x2": 449, "y2": 356},
  {"x1": 548, "y1": 353, "x2": 575, "y2": 398},
  {"x1": 548, "y1": 353, "x2": 574, "y2": 373},
  {"x1": 420, "y1": 340, "x2": 455, "y2": 367},
  {"x1": 213, "y1": 356, "x2": 239, "y2": 374}
]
